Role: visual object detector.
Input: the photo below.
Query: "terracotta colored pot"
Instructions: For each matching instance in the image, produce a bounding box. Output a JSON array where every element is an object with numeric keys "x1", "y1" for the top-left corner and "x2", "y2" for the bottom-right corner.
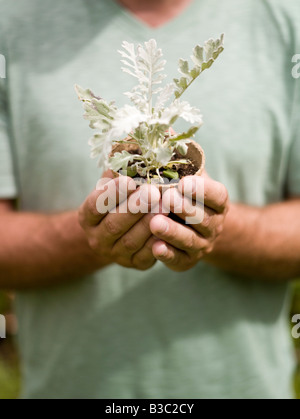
[{"x1": 110, "y1": 139, "x2": 205, "y2": 191}]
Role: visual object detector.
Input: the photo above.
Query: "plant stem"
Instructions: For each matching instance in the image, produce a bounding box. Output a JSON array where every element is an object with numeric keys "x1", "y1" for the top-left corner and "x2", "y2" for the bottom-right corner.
[
  {"x1": 176, "y1": 76, "x2": 197, "y2": 100},
  {"x1": 156, "y1": 168, "x2": 163, "y2": 181}
]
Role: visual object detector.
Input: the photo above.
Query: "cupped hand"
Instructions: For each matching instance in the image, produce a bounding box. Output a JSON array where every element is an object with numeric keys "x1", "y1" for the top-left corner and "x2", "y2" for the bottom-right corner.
[
  {"x1": 149, "y1": 174, "x2": 229, "y2": 272},
  {"x1": 79, "y1": 174, "x2": 163, "y2": 270}
]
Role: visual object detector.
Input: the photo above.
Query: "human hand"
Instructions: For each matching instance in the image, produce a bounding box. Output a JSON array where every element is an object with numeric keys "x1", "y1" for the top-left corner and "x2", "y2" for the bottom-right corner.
[
  {"x1": 79, "y1": 174, "x2": 162, "y2": 270},
  {"x1": 149, "y1": 174, "x2": 229, "y2": 272}
]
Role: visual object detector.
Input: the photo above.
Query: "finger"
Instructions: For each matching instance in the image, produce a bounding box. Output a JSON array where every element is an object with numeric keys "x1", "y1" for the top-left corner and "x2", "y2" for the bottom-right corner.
[
  {"x1": 162, "y1": 188, "x2": 224, "y2": 237},
  {"x1": 112, "y1": 213, "x2": 154, "y2": 257},
  {"x1": 150, "y1": 214, "x2": 210, "y2": 254},
  {"x1": 96, "y1": 176, "x2": 137, "y2": 215},
  {"x1": 124, "y1": 183, "x2": 161, "y2": 215},
  {"x1": 131, "y1": 235, "x2": 158, "y2": 270},
  {"x1": 162, "y1": 187, "x2": 205, "y2": 226},
  {"x1": 80, "y1": 176, "x2": 136, "y2": 228},
  {"x1": 101, "y1": 169, "x2": 115, "y2": 179},
  {"x1": 95, "y1": 184, "x2": 161, "y2": 246},
  {"x1": 178, "y1": 176, "x2": 228, "y2": 213},
  {"x1": 152, "y1": 240, "x2": 193, "y2": 272}
]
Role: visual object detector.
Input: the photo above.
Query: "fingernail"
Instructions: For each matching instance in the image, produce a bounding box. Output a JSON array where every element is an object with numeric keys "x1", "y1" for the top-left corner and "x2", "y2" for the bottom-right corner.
[
  {"x1": 157, "y1": 244, "x2": 168, "y2": 257},
  {"x1": 158, "y1": 219, "x2": 169, "y2": 234}
]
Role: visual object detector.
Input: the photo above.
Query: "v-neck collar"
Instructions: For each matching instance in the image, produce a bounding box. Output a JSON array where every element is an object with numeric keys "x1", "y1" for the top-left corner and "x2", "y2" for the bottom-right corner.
[{"x1": 110, "y1": 0, "x2": 196, "y2": 37}]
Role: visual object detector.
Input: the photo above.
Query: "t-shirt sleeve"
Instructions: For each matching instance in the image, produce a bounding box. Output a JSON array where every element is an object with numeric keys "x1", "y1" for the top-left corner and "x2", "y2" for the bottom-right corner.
[
  {"x1": 286, "y1": 70, "x2": 300, "y2": 197},
  {"x1": 285, "y1": 8, "x2": 300, "y2": 198},
  {"x1": 0, "y1": 40, "x2": 18, "y2": 198}
]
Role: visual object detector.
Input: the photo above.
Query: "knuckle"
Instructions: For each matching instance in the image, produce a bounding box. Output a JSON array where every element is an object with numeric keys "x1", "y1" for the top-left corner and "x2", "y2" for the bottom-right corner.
[
  {"x1": 103, "y1": 216, "x2": 122, "y2": 237},
  {"x1": 217, "y1": 185, "x2": 229, "y2": 210},
  {"x1": 121, "y1": 234, "x2": 140, "y2": 252},
  {"x1": 183, "y1": 235, "x2": 196, "y2": 252},
  {"x1": 215, "y1": 223, "x2": 224, "y2": 236},
  {"x1": 200, "y1": 214, "x2": 211, "y2": 230},
  {"x1": 88, "y1": 235, "x2": 100, "y2": 252},
  {"x1": 87, "y1": 194, "x2": 101, "y2": 217},
  {"x1": 202, "y1": 245, "x2": 214, "y2": 255}
]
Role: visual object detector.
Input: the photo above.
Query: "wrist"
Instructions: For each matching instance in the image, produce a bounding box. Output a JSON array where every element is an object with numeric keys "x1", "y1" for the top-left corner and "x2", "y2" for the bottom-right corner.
[
  {"x1": 203, "y1": 202, "x2": 261, "y2": 264},
  {"x1": 51, "y1": 210, "x2": 112, "y2": 271}
]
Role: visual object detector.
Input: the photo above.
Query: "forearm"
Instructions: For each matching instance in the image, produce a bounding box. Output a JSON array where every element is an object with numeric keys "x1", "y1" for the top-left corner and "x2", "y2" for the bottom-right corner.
[
  {"x1": 0, "y1": 211, "x2": 110, "y2": 289},
  {"x1": 204, "y1": 199, "x2": 300, "y2": 281}
]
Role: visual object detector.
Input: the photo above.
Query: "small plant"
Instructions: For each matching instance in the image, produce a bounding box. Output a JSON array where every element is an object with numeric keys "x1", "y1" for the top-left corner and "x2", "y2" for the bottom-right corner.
[{"x1": 75, "y1": 35, "x2": 224, "y2": 183}]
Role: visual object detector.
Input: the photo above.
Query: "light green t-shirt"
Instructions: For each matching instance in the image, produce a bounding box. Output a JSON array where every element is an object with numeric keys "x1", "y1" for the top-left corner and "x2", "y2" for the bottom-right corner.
[{"x1": 1, "y1": 0, "x2": 300, "y2": 399}]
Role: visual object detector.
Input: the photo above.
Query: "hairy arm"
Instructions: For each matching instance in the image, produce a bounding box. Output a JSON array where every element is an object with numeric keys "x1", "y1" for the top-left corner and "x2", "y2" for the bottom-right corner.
[
  {"x1": 150, "y1": 174, "x2": 300, "y2": 281},
  {"x1": 204, "y1": 198, "x2": 300, "y2": 281},
  {"x1": 0, "y1": 200, "x2": 107, "y2": 289},
  {"x1": 0, "y1": 177, "x2": 161, "y2": 290}
]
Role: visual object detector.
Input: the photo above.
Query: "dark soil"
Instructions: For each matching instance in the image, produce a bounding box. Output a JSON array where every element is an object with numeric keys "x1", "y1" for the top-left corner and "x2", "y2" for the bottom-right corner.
[
  {"x1": 173, "y1": 150, "x2": 198, "y2": 178},
  {"x1": 119, "y1": 148, "x2": 199, "y2": 181}
]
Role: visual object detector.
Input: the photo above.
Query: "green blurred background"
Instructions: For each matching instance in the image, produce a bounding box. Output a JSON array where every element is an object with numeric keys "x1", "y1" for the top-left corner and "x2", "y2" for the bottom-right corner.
[{"x1": 0, "y1": 282, "x2": 300, "y2": 399}]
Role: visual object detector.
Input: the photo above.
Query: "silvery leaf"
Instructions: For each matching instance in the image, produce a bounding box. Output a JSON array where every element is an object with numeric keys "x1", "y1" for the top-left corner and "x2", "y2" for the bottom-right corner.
[
  {"x1": 155, "y1": 83, "x2": 175, "y2": 110},
  {"x1": 119, "y1": 38, "x2": 167, "y2": 113},
  {"x1": 111, "y1": 105, "x2": 146, "y2": 137},
  {"x1": 174, "y1": 34, "x2": 224, "y2": 98},
  {"x1": 75, "y1": 84, "x2": 102, "y2": 101},
  {"x1": 109, "y1": 150, "x2": 139, "y2": 172},
  {"x1": 161, "y1": 100, "x2": 202, "y2": 126},
  {"x1": 155, "y1": 147, "x2": 174, "y2": 167}
]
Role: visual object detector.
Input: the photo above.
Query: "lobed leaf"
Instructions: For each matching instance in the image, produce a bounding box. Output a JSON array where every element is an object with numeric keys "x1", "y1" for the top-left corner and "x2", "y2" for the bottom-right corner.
[
  {"x1": 74, "y1": 84, "x2": 102, "y2": 102},
  {"x1": 174, "y1": 34, "x2": 224, "y2": 98},
  {"x1": 109, "y1": 150, "x2": 140, "y2": 172},
  {"x1": 119, "y1": 39, "x2": 167, "y2": 113}
]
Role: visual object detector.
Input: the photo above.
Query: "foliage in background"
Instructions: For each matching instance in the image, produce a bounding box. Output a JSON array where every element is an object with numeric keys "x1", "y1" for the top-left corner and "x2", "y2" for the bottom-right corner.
[
  {"x1": 0, "y1": 293, "x2": 20, "y2": 399},
  {"x1": 0, "y1": 353, "x2": 20, "y2": 399}
]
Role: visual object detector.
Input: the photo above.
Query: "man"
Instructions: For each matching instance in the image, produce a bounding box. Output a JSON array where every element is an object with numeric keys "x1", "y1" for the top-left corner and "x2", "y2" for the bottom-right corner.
[{"x1": 0, "y1": 0, "x2": 299, "y2": 398}]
